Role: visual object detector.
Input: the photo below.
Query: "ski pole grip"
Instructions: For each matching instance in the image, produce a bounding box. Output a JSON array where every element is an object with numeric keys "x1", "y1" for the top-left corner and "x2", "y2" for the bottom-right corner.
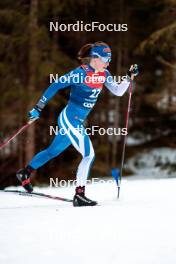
[{"x1": 28, "y1": 118, "x2": 38, "y2": 125}]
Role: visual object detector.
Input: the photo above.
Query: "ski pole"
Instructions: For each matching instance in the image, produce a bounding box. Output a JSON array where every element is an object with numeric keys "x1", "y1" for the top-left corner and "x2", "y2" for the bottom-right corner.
[
  {"x1": 0, "y1": 119, "x2": 36, "y2": 150},
  {"x1": 117, "y1": 80, "x2": 133, "y2": 198}
]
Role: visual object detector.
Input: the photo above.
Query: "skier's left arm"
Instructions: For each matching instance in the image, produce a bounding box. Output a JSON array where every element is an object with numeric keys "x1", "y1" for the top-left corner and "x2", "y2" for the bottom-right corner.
[{"x1": 104, "y1": 64, "x2": 139, "y2": 96}]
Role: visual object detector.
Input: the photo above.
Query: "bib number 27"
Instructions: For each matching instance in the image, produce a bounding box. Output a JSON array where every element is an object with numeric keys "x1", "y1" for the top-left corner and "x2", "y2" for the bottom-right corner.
[{"x1": 89, "y1": 89, "x2": 101, "y2": 98}]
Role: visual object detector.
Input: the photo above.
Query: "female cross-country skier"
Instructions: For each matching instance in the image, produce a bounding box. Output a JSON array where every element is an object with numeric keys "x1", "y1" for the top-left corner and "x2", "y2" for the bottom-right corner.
[{"x1": 16, "y1": 41, "x2": 138, "y2": 207}]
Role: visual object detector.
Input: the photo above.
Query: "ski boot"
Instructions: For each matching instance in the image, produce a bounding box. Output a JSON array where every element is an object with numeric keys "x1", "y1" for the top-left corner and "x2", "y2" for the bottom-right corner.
[
  {"x1": 73, "y1": 186, "x2": 97, "y2": 207},
  {"x1": 16, "y1": 166, "x2": 33, "y2": 193}
]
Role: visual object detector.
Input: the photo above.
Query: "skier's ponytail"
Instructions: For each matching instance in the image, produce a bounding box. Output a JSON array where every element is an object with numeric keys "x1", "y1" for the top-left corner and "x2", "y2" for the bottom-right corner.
[
  {"x1": 77, "y1": 41, "x2": 109, "y2": 63},
  {"x1": 77, "y1": 43, "x2": 94, "y2": 63}
]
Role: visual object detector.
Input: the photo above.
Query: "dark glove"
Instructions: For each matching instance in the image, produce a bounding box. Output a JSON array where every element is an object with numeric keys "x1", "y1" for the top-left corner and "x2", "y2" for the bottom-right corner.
[{"x1": 127, "y1": 64, "x2": 139, "y2": 80}]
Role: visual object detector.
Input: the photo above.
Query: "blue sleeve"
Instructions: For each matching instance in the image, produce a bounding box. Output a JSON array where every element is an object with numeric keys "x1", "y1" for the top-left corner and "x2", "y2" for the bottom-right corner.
[{"x1": 36, "y1": 67, "x2": 85, "y2": 108}]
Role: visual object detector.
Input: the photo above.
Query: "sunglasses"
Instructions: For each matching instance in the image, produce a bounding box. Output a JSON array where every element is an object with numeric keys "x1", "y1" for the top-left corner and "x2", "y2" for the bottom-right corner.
[{"x1": 100, "y1": 56, "x2": 111, "y2": 63}]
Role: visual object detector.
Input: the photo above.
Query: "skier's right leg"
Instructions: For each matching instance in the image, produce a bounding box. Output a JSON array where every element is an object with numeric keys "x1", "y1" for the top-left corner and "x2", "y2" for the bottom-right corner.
[{"x1": 16, "y1": 130, "x2": 71, "y2": 192}]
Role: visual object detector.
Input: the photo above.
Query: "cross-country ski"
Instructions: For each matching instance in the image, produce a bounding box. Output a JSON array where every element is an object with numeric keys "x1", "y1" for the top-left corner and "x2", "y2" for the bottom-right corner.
[{"x1": 1, "y1": 189, "x2": 73, "y2": 203}]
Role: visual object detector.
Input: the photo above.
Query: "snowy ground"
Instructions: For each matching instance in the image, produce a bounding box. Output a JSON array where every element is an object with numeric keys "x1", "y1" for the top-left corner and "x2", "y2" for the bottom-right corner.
[{"x1": 1, "y1": 177, "x2": 176, "y2": 264}]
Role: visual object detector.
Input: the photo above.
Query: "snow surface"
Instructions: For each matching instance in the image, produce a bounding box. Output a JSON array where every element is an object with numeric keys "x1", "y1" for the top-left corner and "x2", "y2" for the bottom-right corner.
[{"x1": 1, "y1": 177, "x2": 176, "y2": 264}]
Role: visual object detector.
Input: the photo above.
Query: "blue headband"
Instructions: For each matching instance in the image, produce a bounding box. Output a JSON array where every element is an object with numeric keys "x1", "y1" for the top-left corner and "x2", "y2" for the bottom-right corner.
[{"x1": 90, "y1": 45, "x2": 112, "y2": 59}]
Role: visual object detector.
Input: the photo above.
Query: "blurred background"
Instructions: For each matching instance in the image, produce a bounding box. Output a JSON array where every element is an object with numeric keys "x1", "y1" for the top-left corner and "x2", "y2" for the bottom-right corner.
[{"x1": 0, "y1": 0, "x2": 175, "y2": 189}]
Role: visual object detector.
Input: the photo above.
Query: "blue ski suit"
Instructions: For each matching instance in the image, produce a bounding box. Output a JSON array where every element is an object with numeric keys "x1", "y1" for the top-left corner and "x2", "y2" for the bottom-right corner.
[{"x1": 29, "y1": 64, "x2": 130, "y2": 186}]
